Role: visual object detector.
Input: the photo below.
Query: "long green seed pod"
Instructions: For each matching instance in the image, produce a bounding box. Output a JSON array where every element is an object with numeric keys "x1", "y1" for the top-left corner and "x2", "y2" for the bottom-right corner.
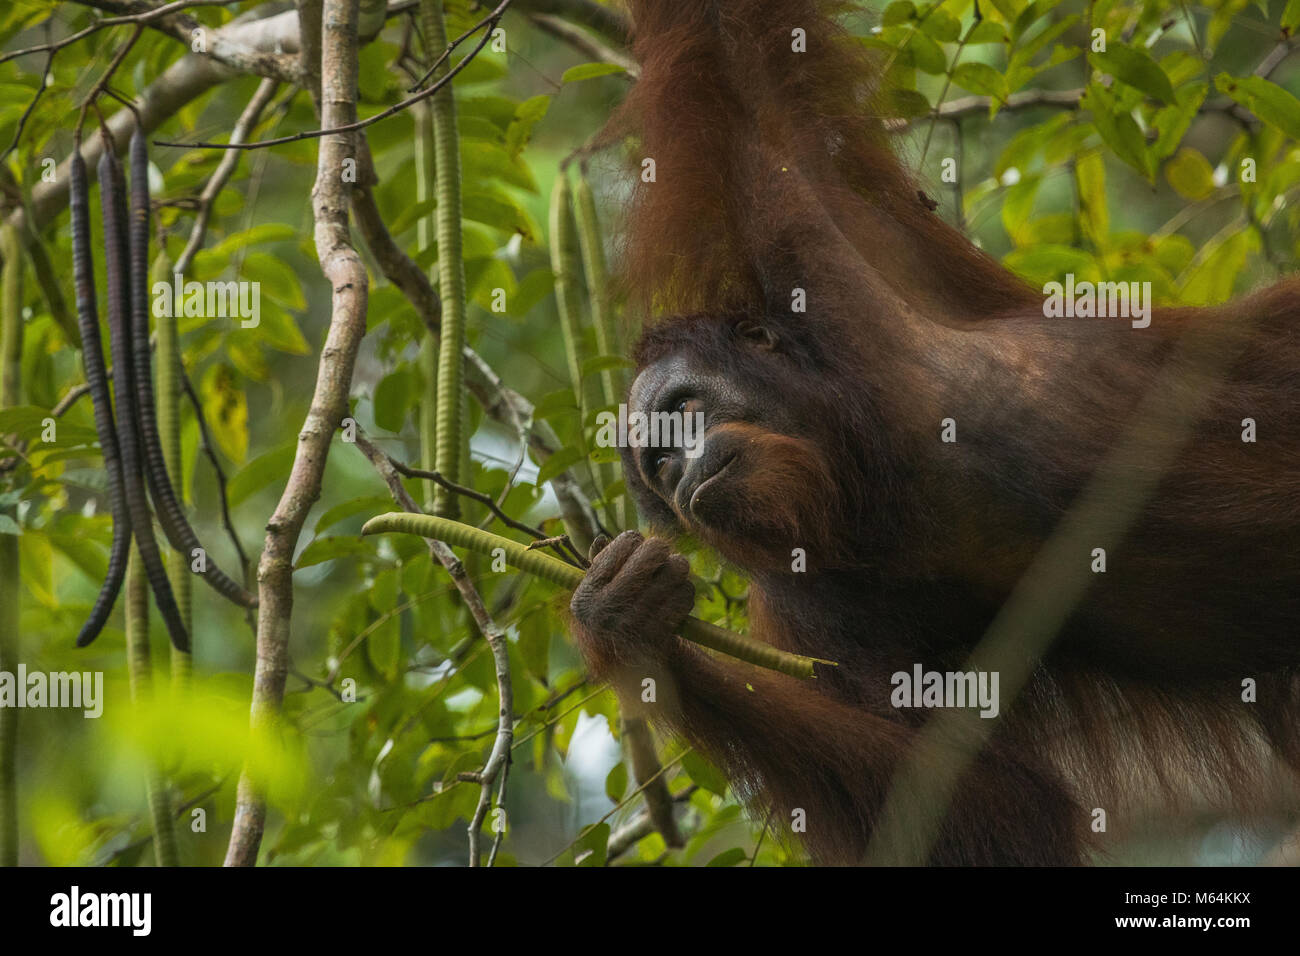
[
  {"x1": 360, "y1": 512, "x2": 832, "y2": 679},
  {"x1": 574, "y1": 174, "x2": 621, "y2": 408},
  {"x1": 70, "y1": 150, "x2": 133, "y2": 648},
  {"x1": 152, "y1": 248, "x2": 191, "y2": 686},
  {"x1": 128, "y1": 130, "x2": 254, "y2": 610},
  {"x1": 0, "y1": 224, "x2": 19, "y2": 407},
  {"x1": 549, "y1": 173, "x2": 587, "y2": 411},
  {"x1": 413, "y1": 99, "x2": 439, "y2": 511},
  {"x1": 422, "y1": 0, "x2": 467, "y2": 519},
  {"x1": 0, "y1": 221, "x2": 22, "y2": 866},
  {"x1": 573, "y1": 173, "x2": 635, "y2": 529},
  {"x1": 100, "y1": 148, "x2": 188, "y2": 652},
  {"x1": 124, "y1": 549, "x2": 180, "y2": 865}
]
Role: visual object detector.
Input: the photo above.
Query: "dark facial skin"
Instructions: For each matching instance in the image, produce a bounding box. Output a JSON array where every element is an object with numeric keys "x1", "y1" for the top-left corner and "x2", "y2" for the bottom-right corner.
[
  {"x1": 571, "y1": 327, "x2": 844, "y2": 682},
  {"x1": 625, "y1": 351, "x2": 769, "y2": 527},
  {"x1": 614, "y1": 331, "x2": 843, "y2": 567}
]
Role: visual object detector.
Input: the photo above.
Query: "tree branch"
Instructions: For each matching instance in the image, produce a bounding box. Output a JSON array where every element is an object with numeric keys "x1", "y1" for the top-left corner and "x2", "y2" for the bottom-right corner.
[
  {"x1": 65, "y1": 0, "x2": 301, "y2": 81},
  {"x1": 223, "y1": 0, "x2": 368, "y2": 868},
  {"x1": 528, "y1": 13, "x2": 636, "y2": 79},
  {"x1": 350, "y1": 431, "x2": 512, "y2": 868},
  {"x1": 155, "y1": 0, "x2": 511, "y2": 151},
  {"x1": 5, "y1": 6, "x2": 303, "y2": 238}
]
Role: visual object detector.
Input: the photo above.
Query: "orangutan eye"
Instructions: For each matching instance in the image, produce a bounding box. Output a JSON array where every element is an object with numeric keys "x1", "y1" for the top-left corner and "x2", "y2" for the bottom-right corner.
[
  {"x1": 675, "y1": 398, "x2": 688, "y2": 414},
  {"x1": 654, "y1": 453, "x2": 671, "y2": 473}
]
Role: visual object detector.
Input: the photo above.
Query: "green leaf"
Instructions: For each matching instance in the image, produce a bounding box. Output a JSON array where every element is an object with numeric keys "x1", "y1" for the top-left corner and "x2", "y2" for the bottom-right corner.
[
  {"x1": 569, "y1": 823, "x2": 610, "y2": 866},
  {"x1": 505, "y1": 94, "x2": 550, "y2": 158},
  {"x1": 200, "y1": 364, "x2": 249, "y2": 464},
  {"x1": 881, "y1": 1, "x2": 916, "y2": 26},
  {"x1": 241, "y1": 252, "x2": 306, "y2": 310},
  {"x1": 1003, "y1": 244, "x2": 1099, "y2": 286},
  {"x1": 1285, "y1": 0, "x2": 1300, "y2": 32},
  {"x1": 253, "y1": 301, "x2": 311, "y2": 356},
  {"x1": 369, "y1": 567, "x2": 400, "y2": 613},
  {"x1": 581, "y1": 354, "x2": 634, "y2": 379},
  {"x1": 604, "y1": 762, "x2": 628, "y2": 803},
  {"x1": 966, "y1": 20, "x2": 1009, "y2": 44},
  {"x1": 1214, "y1": 74, "x2": 1300, "y2": 140},
  {"x1": 1001, "y1": 174, "x2": 1041, "y2": 245},
  {"x1": 1084, "y1": 86, "x2": 1153, "y2": 180},
  {"x1": 228, "y1": 443, "x2": 295, "y2": 508},
  {"x1": 0, "y1": 514, "x2": 19, "y2": 535},
  {"x1": 373, "y1": 367, "x2": 414, "y2": 433},
  {"x1": 1165, "y1": 147, "x2": 1215, "y2": 200},
  {"x1": 560, "y1": 62, "x2": 626, "y2": 84},
  {"x1": 48, "y1": 533, "x2": 107, "y2": 581},
  {"x1": 921, "y1": 10, "x2": 961, "y2": 42},
  {"x1": 910, "y1": 31, "x2": 949, "y2": 75},
  {"x1": 882, "y1": 88, "x2": 932, "y2": 120},
  {"x1": 681, "y1": 750, "x2": 728, "y2": 796},
  {"x1": 1179, "y1": 230, "x2": 1255, "y2": 305},
  {"x1": 316, "y1": 495, "x2": 394, "y2": 535},
  {"x1": 367, "y1": 615, "x2": 401, "y2": 678},
  {"x1": 463, "y1": 189, "x2": 537, "y2": 240},
  {"x1": 1075, "y1": 150, "x2": 1109, "y2": 245},
  {"x1": 995, "y1": 112, "x2": 1071, "y2": 176},
  {"x1": 1150, "y1": 82, "x2": 1207, "y2": 160},
  {"x1": 516, "y1": 614, "x2": 550, "y2": 683},
  {"x1": 532, "y1": 387, "x2": 578, "y2": 424},
  {"x1": 209, "y1": 223, "x2": 297, "y2": 259},
  {"x1": 1091, "y1": 44, "x2": 1176, "y2": 104},
  {"x1": 295, "y1": 535, "x2": 375, "y2": 570},
  {"x1": 507, "y1": 268, "x2": 555, "y2": 318},
  {"x1": 1011, "y1": 0, "x2": 1064, "y2": 47},
  {"x1": 951, "y1": 62, "x2": 1007, "y2": 100},
  {"x1": 0, "y1": 405, "x2": 56, "y2": 442},
  {"x1": 707, "y1": 847, "x2": 748, "y2": 867},
  {"x1": 536, "y1": 445, "x2": 584, "y2": 486}
]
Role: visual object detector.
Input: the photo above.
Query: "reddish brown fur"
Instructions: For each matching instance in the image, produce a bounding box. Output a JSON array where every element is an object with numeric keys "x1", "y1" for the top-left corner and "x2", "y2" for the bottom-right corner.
[{"x1": 570, "y1": 0, "x2": 1300, "y2": 864}]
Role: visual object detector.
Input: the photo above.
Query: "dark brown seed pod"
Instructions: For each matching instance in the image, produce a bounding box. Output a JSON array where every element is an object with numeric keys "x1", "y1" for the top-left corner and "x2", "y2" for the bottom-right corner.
[
  {"x1": 99, "y1": 146, "x2": 189, "y2": 653},
  {"x1": 128, "y1": 129, "x2": 256, "y2": 609},
  {"x1": 71, "y1": 149, "x2": 132, "y2": 648}
]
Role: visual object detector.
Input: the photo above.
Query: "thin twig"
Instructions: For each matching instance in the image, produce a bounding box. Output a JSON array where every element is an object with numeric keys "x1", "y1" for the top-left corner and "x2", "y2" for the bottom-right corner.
[
  {"x1": 386, "y1": 456, "x2": 583, "y2": 566},
  {"x1": 542, "y1": 749, "x2": 691, "y2": 866},
  {"x1": 155, "y1": 0, "x2": 512, "y2": 152},
  {"x1": 178, "y1": 370, "x2": 252, "y2": 599},
  {"x1": 526, "y1": 13, "x2": 636, "y2": 79},
  {"x1": 0, "y1": 0, "x2": 240, "y2": 67},
  {"x1": 351, "y1": 429, "x2": 513, "y2": 868},
  {"x1": 0, "y1": 49, "x2": 56, "y2": 165},
  {"x1": 174, "y1": 77, "x2": 281, "y2": 276}
]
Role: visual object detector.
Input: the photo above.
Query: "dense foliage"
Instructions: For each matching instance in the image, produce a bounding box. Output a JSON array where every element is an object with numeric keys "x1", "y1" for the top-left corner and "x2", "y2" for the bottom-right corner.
[{"x1": 0, "y1": 0, "x2": 1296, "y2": 866}]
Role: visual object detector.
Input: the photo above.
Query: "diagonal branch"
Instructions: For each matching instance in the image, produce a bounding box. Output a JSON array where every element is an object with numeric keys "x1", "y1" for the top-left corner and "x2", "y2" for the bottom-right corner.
[{"x1": 350, "y1": 431, "x2": 513, "y2": 868}]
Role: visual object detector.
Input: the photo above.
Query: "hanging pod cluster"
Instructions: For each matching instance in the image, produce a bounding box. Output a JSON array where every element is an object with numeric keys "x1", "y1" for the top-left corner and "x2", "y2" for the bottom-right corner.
[{"x1": 70, "y1": 127, "x2": 257, "y2": 651}]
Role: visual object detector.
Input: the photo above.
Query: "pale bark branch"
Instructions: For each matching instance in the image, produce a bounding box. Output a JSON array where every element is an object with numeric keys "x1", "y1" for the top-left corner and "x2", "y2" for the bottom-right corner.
[
  {"x1": 5, "y1": 8, "x2": 302, "y2": 237},
  {"x1": 223, "y1": 0, "x2": 368, "y2": 868}
]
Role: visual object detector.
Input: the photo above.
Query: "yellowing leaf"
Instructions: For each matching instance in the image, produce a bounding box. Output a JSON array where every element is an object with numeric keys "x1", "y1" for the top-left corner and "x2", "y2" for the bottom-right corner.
[{"x1": 1165, "y1": 147, "x2": 1215, "y2": 200}]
